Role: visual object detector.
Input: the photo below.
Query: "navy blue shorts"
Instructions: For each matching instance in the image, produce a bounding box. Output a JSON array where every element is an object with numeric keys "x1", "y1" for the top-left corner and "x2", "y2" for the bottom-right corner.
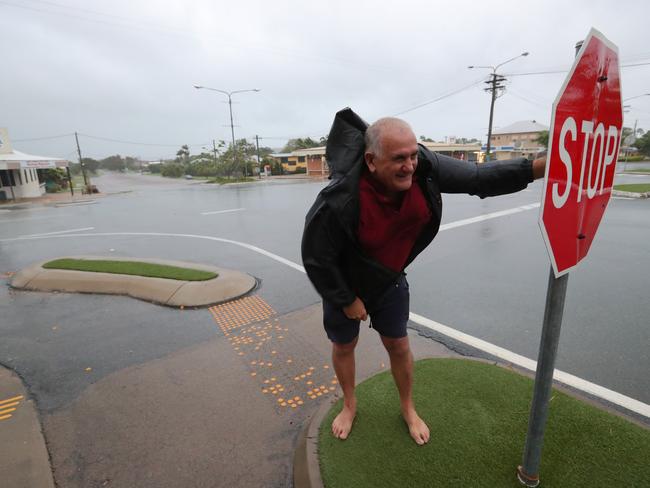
[{"x1": 322, "y1": 275, "x2": 410, "y2": 344}]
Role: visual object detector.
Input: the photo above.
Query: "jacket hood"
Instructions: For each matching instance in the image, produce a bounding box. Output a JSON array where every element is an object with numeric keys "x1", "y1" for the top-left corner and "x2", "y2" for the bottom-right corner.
[{"x1": 325, "y1": 108, "x2": 368, "y2": 179}]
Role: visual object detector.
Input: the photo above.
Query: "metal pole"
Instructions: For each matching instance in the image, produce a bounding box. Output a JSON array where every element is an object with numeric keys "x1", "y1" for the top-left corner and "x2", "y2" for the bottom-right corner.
[
  {"x1": 486, "y1": 73, "x2": 497, "y2": 161},
  {"x1": 212, "y1": 139, "x2": 219, "y2": 178},
  {"x1": 66, "y1": 166, "x2": 74, "y2": 196},
  {"x1": 517, "y1": 268, "x2": 569, "y2": 487},
  {"x1": 255, "y1": 135, "x2": 261, "y2": 179},
  {"x1": 227, "y1": 95, "x2": 239, "y2": 177},
  {"x1": 517, "y1": 39, "x2": 581, "y2": 488},
  {"x1": 75, "y1": 132, "x2": 89, "y2": 192}
]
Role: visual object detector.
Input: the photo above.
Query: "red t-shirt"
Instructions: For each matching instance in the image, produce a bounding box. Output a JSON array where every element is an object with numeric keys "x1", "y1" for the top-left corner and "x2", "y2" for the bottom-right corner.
[{"x1": 358, "y1": 171, "x2": 432, "y2": 272}]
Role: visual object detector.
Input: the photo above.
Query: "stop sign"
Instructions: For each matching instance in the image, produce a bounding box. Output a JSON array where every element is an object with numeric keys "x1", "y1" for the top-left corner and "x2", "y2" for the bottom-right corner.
[{"x1": 539, "y1": 28, "x2": 623, "y2": 277}]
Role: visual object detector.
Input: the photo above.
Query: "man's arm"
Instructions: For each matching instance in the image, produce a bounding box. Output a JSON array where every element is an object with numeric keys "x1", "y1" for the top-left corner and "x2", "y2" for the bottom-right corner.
[
  {"x1": 301, "y1": 203, "x2": 358, "y2": 309},
  {"x1": 531, "y1": 152, "x2": 547, "y2": 179},
  {"x1": 426, "y1": 149, "x2": 542, "y2": 197}
]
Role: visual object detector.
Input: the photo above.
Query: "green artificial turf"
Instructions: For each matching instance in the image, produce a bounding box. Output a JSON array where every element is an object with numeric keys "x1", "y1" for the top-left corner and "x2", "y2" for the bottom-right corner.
[
  {"x1": 43, "y1": 259, "x2": 217, "y2": 281},
  {"x1": 614, "y1": 183, "x2": 650, "y2": 193},
  {"x1": 319, "y1": 359, "x2": 650, "y2": 488}
]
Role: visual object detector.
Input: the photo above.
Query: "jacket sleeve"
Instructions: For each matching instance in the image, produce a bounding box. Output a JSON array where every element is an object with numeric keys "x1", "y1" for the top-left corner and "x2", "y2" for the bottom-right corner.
[
  {"x1": 431, "y1": 152, "x2": 534, "y2": 198},
  {"x1": 301, "y1": 202, "x2": 357, "y2": 308}
]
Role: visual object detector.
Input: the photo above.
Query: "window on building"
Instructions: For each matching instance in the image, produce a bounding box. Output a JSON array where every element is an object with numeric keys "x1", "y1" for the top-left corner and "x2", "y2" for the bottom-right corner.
[
  {"x1": 16, "y1": 170, "x2": 22, "y2": 185},
  {"x1": 298, "y1": 156, "x2": 305, "y2": 163},
  {"x1": 288, "y1": 161, "x2": 296, "y2": 166},
  {"x1": 0, "y1": 171, "x2": 9, "y2": 187},
  {"x1": 281, "y1": 157, "x2": 289, "y2": 163}
]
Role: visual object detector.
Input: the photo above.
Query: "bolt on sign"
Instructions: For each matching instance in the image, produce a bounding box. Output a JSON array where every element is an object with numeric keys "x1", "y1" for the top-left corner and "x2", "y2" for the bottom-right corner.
[{"x1": 539, "y1": 28, "x2": 623, "y2": 277}]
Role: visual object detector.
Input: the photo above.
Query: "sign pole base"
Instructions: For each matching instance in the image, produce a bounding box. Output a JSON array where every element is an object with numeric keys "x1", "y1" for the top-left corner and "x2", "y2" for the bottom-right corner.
[{"x1": 516, "y1": 465, "x2": 540, "y2": 487}]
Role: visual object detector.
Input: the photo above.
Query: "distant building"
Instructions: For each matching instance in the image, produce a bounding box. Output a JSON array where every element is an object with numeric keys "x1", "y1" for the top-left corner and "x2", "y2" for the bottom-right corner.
[
  {"x1": 0, "y1": 128, "x2": 69, "y2": 201},
  {"x1": 419, "y1": 141, "x2": 482, "y2": 162},
  {"x1": 269, "y1": 146, "x2": 328, "y2": 176},
  {"x1": 485, "y1": 120, "x2": 548, "y2": 161}
]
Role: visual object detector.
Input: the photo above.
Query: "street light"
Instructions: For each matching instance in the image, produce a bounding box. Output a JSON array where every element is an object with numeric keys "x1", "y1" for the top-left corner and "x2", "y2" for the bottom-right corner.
[
  {"x1": 469, "y1": 51, "x2": 529, "y2": 161},
  {"x1": 193, "y1": 85, "x2": 261, "y2": 177}
]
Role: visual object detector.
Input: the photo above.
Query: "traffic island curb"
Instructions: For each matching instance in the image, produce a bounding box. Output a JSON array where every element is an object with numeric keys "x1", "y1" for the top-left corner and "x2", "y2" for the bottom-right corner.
[
  {"x1": 10, "y1": 256, "x2": 257, "y2": 308},
  {"x1": 0, "y1": 366, "x2": 55, "y2": 488},
  {"x1": 294, "y1": 396, "x2": 336, "y2": 488}
]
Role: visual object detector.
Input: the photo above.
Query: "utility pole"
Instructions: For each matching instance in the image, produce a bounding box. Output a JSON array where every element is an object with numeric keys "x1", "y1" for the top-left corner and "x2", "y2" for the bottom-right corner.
[
  {"x1": 469, "y1": 51, "x2": 528, "y2": 162},
  {"x1": 255, "y1": 135, "x2": 261, "y2": 179},
  {"x1": 75, "y1": 132, "x2": 90, "y2": 193},
  {"x1": 212, "y1": 139, "x2": 219, "y2": 178},
  {"x1": 485, "y1": 73, "x2": 506, "y2": 161}
]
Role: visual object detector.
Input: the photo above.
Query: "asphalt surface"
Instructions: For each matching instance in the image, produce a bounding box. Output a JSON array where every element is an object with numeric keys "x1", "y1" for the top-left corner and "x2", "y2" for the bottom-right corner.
[{"x1": 0, "y1": 169, "x2": 648, "y2": 486}]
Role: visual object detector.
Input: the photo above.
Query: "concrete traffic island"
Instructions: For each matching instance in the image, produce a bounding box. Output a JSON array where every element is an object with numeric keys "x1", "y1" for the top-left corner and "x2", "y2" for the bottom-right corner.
[{"x1": 10, "y1": 256, "x2": 257, "y2": 308}]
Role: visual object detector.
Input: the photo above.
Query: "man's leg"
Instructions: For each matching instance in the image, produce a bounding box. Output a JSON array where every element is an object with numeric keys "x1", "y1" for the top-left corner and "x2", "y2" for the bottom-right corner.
[
  {"x1": 331, "y1": 336, "x2": 358, "y2": 440},
  {"x1": 380, "y1": 335, "x2": 430, "y2": 445}
]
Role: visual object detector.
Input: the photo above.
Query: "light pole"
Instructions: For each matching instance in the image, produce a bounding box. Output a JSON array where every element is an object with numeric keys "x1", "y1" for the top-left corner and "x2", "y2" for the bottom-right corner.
[
  {"x1": 469, "y1": 51, "x2": 529, "y2": 161},
  {"x1": 193, "y1": 85, "x2": 260, "y2": 177}
]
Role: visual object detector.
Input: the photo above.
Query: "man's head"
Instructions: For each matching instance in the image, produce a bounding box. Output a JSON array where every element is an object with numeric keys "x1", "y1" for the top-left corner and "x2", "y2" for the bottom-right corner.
[{"x1": 364, "y1": 117, "x2": 418, "y2": 197}]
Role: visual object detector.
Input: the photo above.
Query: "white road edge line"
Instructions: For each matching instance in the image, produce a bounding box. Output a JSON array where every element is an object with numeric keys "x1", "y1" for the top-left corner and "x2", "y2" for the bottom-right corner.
[
  {"x1": 409, "y1": 313, "x2": 650, "y2": 419},
  {"x1": 200, "y1": 208, "x2": 246, "y2": 216},
  {"x1": 2, "y1": 203, "x2": 648, "y2": 418},
  {"x1": 18, "y1": 227, "x2": 95, "y2": 238},
  {"x1": 439, "y1": 203, "x2": 540, "y2": 232}
]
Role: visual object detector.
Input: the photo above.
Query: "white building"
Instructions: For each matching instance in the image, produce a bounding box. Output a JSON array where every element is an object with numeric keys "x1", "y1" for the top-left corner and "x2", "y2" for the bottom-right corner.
[{"x1": 0, "y1": 128, "x2": 69, "y2": 201}]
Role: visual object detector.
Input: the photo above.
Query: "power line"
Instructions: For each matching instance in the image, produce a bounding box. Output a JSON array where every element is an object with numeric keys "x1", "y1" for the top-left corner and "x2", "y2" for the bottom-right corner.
[
  {"x1": 77, "y1": 133, "x2": 211, "y2": 148},
  {"x1": 392, "y1": 77, "x2": 487, "y2": 116},
  {"x1": 13, "y1": 133, "x2": 74, "y2": 142}
]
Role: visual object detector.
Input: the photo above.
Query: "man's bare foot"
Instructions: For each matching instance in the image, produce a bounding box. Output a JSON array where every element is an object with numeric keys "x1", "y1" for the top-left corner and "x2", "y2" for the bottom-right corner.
[
  {"x1": 402, "y1": 408, "x2": 430, "y2": 445},
  {"x1": 332, "y1": 404, "x2": 356, "y2": 440}
]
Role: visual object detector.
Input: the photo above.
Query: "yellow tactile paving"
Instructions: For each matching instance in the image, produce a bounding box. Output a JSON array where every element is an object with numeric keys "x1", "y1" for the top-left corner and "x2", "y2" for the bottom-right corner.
[
  {"x1": 208, "y1": 296, "x2": 340, "y2": 412},
  {"x1": 0, "y1": 395, "x2": 23, "y2": 422}
]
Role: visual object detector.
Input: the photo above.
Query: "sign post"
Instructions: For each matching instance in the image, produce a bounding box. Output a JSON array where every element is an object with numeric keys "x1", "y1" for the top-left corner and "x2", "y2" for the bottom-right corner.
[{"x1": 516, "y1": 28, "x2": 623, "y2": 487}]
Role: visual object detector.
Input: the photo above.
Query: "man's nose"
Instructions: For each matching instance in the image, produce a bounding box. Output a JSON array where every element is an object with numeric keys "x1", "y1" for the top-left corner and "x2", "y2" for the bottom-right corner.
[{"x1": 403, "y1": 157, "x2": 417, "y2": 173}]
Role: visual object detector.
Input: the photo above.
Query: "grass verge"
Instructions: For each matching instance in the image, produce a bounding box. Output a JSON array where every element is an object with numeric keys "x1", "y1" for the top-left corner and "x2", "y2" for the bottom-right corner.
[
  {"x1": 43, "y1": 259, "x2": 217, "y2": 281},
  {"x1": 319, "y1": 359, "x2": 649, "y2": 488},
  {"x1": 613, "y1": 183, "x2": 650, "y2": 193},
  {"x1": 206, "y1": 176, "x2": 256, "y2": 184}
]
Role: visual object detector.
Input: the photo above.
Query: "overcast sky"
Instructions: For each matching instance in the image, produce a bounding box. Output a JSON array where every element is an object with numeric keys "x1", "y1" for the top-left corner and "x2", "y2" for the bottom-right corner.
[{"x1": 2, "y1": 0, "x2": 649, "y2": 161}]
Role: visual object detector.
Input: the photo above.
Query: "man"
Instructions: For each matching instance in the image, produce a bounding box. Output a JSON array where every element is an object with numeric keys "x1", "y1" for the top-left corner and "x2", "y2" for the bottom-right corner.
[{"x1": 302, "y1": 109, "x2": 545, "y2": 445}]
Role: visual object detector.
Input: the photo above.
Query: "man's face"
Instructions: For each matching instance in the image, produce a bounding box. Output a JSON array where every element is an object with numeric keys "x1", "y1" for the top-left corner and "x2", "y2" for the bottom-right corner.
[{"x1": 365, "y1": 126, "x2": 419, "y2": 196}]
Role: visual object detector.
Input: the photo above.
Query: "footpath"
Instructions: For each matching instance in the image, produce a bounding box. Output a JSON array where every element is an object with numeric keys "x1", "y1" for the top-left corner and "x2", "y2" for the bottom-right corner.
[{"x1": 1, "y1": 264, "x2": 648, "y2": 487}]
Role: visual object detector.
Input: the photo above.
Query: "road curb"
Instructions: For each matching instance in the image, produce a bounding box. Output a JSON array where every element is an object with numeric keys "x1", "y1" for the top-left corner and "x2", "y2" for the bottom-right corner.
[
  {"x1": 0, "y1": 366, "x2": 55, "y2": 488},
  {"x1": 611, "y1": 189, "x2": 649, "y2": 198},
  {"x1": 294, "y1": 396, "x2": 336, "y2": 488},
  {"x1": 10, "y1": 256, "x2": 257, "y2": 308}
]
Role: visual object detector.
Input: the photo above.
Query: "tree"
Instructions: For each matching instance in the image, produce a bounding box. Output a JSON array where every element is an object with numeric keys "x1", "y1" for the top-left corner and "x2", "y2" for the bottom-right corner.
[
  {"x1": 281, "y1": 137, "x2": 322, "y2": 152},
  {"x1": 534, "y1": 130, "x2": 549, "y2": 147},
  {"x1": 634, "y1": 131, "x2": 650, "y2": 157},
  {"x1": 175, "y1": 145, "x2": 190, "y2": 164},
  {"x1": 100, "y1": 155, "x2": 127, "y2": 172},
  {"x1": 420, "y1": 136, "x2": 434, "y2": 142}
]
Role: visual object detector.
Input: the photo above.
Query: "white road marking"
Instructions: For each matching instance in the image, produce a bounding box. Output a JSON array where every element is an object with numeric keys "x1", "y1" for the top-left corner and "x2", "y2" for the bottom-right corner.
[
  {"x1": 17, "y1": 227, "x2": 95, "y2": 238},
  {"x1": 2, "y1": 203, "x2": 648, "y2": 418},
  {"x1": 439, "y1": 203, "x2": 540, "y2": 232},
  {"x1": 408, "y1": 313, "x2": 650, "y2": 419},
  {"x1": 200, "y1": 208, "x2": 245, "y2": 216}
]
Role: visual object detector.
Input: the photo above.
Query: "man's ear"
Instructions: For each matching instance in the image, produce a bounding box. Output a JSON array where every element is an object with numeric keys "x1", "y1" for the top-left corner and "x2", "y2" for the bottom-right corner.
[{"x1": 364, "y1": 152, "x2": 376, "y2": 173}]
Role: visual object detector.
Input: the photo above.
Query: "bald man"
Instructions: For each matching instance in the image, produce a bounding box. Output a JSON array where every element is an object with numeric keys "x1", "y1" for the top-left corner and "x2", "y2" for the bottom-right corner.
[{"x1": 302, "y1": 110, "x2": 545, "y2": 444}]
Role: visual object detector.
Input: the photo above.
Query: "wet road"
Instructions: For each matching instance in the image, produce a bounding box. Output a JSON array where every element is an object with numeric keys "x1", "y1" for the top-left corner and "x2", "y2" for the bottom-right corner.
[{"x1": 1, "y1": 169, "x2": 648, "y2": 412}]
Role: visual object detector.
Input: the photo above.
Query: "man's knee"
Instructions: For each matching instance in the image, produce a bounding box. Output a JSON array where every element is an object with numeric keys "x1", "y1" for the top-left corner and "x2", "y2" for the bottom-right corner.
[
  {"x1": 332, "y1": 337, "x2": 358, "y2": 357},
  {"x1": 381, "y1": 336, "x2": 411, "y2": 357}
]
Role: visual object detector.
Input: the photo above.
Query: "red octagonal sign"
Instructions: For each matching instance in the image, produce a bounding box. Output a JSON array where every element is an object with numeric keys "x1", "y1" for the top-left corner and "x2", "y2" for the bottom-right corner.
[{"x1": 540, "y1": 28, "x2": 623, "y2": 277}]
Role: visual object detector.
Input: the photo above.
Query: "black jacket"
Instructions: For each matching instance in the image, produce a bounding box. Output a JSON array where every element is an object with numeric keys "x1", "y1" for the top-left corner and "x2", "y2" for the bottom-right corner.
[{"x1": 301, "y1": 108, "x2": 534, "y2": 310}]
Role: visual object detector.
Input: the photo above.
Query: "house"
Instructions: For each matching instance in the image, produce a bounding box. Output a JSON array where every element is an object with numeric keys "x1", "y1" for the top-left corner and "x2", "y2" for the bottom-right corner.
[
  {"x1": 485, "y1": 120, "x2": 548, "y2": 161},
  {"x1": 419, "y1": 141, "x2": 482, "y2": 162},
  {"x1": 269, "y1": 146, "x2": 328, "y2": 176},
  {"x1": 0, "y1": 128, "x2": 69, "y2": 201}
]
